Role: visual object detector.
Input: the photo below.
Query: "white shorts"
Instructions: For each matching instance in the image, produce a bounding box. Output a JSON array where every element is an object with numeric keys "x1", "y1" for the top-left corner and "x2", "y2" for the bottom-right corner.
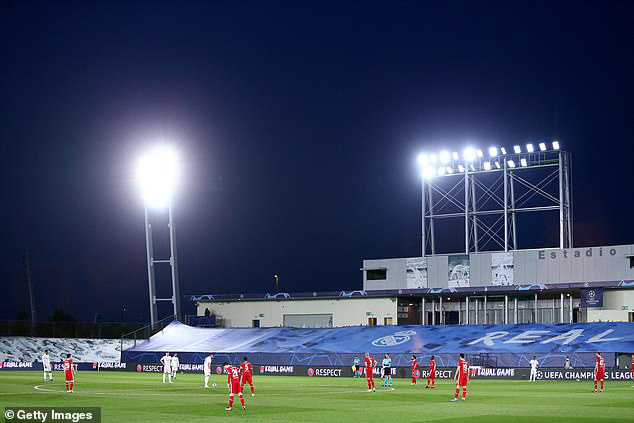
[
  {"x1": 163, "y1": 367, "x2": 171, "y2": 373},
  {"x1": 204, "y1": 371, "x2": 211, "y2": 377},
  {"x1": 43, "y1": 364, "x2": 52, "y2": 372}
]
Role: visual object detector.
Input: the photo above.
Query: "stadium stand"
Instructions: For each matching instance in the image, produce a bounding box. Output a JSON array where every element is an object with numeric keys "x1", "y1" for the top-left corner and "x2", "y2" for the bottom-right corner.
[{"x1": 0, "y1": 337, "x2": 134, "y2": 362}]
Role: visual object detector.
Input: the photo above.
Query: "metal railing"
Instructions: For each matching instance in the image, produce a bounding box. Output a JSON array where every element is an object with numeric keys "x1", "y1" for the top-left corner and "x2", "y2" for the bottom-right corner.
[
  {"x1": 0, "y1": 320, "x2": 146, "y2": 339},
  {"x1": 120, "y1": 315, "x2": 175, "y2": 352}
]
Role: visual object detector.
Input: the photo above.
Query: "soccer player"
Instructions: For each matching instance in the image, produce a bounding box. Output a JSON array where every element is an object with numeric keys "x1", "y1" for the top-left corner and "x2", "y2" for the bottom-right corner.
[
  {"x1": 529, "y1": 356, "x2": 539, "y2": 382},
  {"x1": 171, "y1": 353, "x2": 180, "y2": 380},
  {"x1": 382, "y1": 353, "x2": 394, "y2": 389},
  {"x1": 224, "y1": 362, "x2": 246, "y2": 411},
  {"x1": 353, "y1": 355, "x2": 361, "y2": 378},
  {"x1": 426, "y1": 355, "x2": 436, "y2": 388},
  {"x1": 364, "y1": 352, "x2": 376, "y2": 392},
  {"x1": 451, "y1": 353, "x2": 469, "y2": 402},
  {"x1": 594, "y1": 352, "x2": 605, "y2": 392},
  {"x1": 240, "y1": 356, "x2": 255, "y2": 396},
  {"x1": 42, "y1": 350, "x2": 53, "y2": 382},
  {"x1": 631, "y1": 353, "x2": 634, "y2": 387},
  {"x1": 410, "y1": 355, "x2": 419, "y2": 385},
  {"x1": 63, "y1": 353, "x2": 76, "y2": 393},
  {"x1": 204, "y1": 354, "x2": 216, "y2": 388},
  {"x1": 161, "y1": 352, "x2": 172, "y2": 384}
]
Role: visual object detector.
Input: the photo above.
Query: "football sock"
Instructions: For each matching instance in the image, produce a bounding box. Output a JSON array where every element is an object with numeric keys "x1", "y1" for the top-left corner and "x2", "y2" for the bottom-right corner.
[
  {"x1": 229, "y1": 395, "x2": 234, "y2": 408},
  {"x1": 601, "y1": 381, "x2": 604, "y2": 390},
  {"x1": 239, "y1": 394, "x2": 245, "y2": 407},
  {"x1": 462, "y1": 387, "x2": 467, "y2": 398},
  {"x1": 594, "y1": 380, "x2": 597, "y2": 390},
  {"x1": 454, "y1": 388, "x2": 460, "y2": 399}
]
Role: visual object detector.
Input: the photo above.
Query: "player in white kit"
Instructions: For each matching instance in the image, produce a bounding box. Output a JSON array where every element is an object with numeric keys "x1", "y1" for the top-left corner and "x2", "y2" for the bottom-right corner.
[
  {"x1": 171, "y1": 353, "x2": 180, "y2": 380},
  {"x1": 42, "y1": 350, "x2": 53, "y2": 382},
  {"x1": 529, "y1": 356, "x2": 539, "y2": 381},
  {"x1": 161, "y1": 352, "x2": 172, "y2": 384},
  {"x1": 204, "y1": 354, "x2": 216, "y2": 388}
]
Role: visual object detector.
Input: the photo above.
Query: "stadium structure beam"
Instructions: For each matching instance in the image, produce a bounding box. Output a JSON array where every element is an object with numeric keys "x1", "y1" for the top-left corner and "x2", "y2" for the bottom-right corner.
[{"x1": 417, "y1": 142, "x2": 572, "y2": 255}]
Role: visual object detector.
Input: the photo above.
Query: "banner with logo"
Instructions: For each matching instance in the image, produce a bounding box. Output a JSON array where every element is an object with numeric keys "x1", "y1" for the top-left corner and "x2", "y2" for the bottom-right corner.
[
  {"x1": 448, "y1": 255, "x2": 470, "y2": 287},
  {"x1": 580, "y1": 288, "x2": 604, "y2": 307},
  {"x1": 405, "y1": 257, "x2": 428, "y2": 288},
  {"x1": 122, "y1": 321, "x2": 634, "y2": 358},
  {"x1": 491, "y1": 252, "x2": 514, "y2": 286}
]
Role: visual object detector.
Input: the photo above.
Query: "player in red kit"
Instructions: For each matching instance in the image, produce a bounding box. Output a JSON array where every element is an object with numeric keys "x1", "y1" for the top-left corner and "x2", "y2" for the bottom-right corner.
[
  {"x1": 594, "y1": 352, "x2": 605, "y2": 392},
  {"x1": 426, "y1": 355, "x2": 436, "y2": 389},
  {"x1": 631, "y1": 353, "x2": 634, "y2": 387},
  {"x1": 364, "y1": 352, "x2": 376, "y2": 392},
  {"x1": 410, "y1": 355, "x2": 419, "y2": 385},
  {"x1": 451, "y1": 353, "x2": 469, "y2": 402},
  {"x1": 223, "y1": 362, "x2": 246, "y2": 411},
  {"x1": 240, "y1": 356, "x2": 255, "y2": 396},
  {"x1": 63, "y1": 353, "x2": 76, "y2": 393}
]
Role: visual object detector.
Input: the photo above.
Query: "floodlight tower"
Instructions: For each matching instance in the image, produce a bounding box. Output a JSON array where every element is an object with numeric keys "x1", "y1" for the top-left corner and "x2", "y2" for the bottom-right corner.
[
  {"x1": 417, "y1": 141, "x2": 572, "y2": 256},
  {"x1": 136, "y1": 146, "x2": 182, "y2": 327}
]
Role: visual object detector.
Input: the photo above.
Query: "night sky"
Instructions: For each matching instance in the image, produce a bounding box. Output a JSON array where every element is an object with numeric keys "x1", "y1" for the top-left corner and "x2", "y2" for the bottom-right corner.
[{"x1": 2, "y1": 1, "x2": 633, "y2": 322}]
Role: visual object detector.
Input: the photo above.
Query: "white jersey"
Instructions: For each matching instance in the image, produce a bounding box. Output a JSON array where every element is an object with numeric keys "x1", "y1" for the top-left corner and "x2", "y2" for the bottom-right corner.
[
  {"x1": 42, "y1": 354, "x2": 51, "y2": 371},
  {"x1": 161, "y1": 356, "x2": 172, "y2": 372},
  {"x1": 172, "y1": 356, "x2": 180, "y2": 369},
  {"x1": 529, "y1": 359, "x2": 539, "y2": 370},
  {"x1": 204, "y1": 356, "x2": 213, "y2": 375}
]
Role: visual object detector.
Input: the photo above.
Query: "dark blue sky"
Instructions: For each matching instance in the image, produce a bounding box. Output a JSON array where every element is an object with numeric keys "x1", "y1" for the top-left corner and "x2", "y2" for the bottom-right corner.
[{"x1": 1, "y1": 1, "x2": 633, "y2": 322}]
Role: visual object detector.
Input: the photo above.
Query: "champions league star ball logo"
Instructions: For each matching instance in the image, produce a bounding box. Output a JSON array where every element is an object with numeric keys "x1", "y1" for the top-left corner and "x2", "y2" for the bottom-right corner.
[
  {"x1": 371, "y1": 330, "x2": 416, "y2": 347},
  {"x1": 307, "y1": 368, "x2": 315, "y2": 376},
  {"x1": 588, "y1": 290, "x2": 596, "y2": 298}
]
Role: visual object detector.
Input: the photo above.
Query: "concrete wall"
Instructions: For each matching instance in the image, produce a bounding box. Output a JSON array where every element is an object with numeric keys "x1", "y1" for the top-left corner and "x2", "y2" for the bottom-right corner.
[
  {"x1": 587, "y1": 289, "x2": 634, "y2": 322},
  {"x1": 197, "y1": 297, "x2": 398, "y2": 328},
  {"x1": 363, "y1": 244, "x2": 634, "y2": 290}
]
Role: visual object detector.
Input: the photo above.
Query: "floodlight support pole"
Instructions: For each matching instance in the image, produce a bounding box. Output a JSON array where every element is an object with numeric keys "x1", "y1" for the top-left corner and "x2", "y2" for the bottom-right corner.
[
  {"x1": 471, "y1": 175, "x2": 478, "y2": 252},
  {"x1": 428, "y1": 181, "x2": 436, "y2": 255},
  {"x1": 510, "y1": 172, "x2": 517, "y2": 249},
  {"x1": 168, "y1": 204, "x2": 182, "y2": 321},
  {"x1": 503, "y1": 160, "x2": 508, "y2": 252},
  {"x1": 144, "y1": 207, "x2": 158, "y2": 329},
  {"x1": 421, "y1": 176, "x2": 426, "y2": 257},
  {"x1": 464, "y1": 168, "x2": 469, "y2": 254},
  {"x1": 559, "y1": 153, "x2": 564, "y2": 249}
]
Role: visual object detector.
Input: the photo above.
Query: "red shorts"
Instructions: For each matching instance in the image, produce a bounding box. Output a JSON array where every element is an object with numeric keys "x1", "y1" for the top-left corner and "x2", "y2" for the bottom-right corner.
[
  {"x1": 64, "y1": 371, "x2": 74, "y2": 382},
  {"x1": 229, "y1": 380, "x2": 242, "y2": 394},
  {"x1": 366, "y1": 369, "x2": 373, "y2": 379},
  {"x1": 457, "y1": 376, "x2": 468, "y2": 386},
  {"x1": 241, "y1": 373, "x2": 253, "y2": 385},
  {"x1": 595, "y1": 370, "x2": 604, "y2": 380}
]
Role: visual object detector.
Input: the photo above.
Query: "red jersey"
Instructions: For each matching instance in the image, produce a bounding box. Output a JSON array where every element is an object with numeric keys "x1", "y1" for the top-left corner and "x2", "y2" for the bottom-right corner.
[
  {"x1": 458, "y1": 359, "x2": 469, "y2": 378},
  {"x1": 63, "y1": 359, "x2": 73, "y2": 373},
  {"x1": 364, "y1": 357, "x2": 376, "y2": 370},
  {"x1": 226, "y1": 365, "x2": 240, "y2": 383},
  {"x1": 240, "y1": 361, "x2": 253, "y2": 375},
  {"x1": 596, "y1": 356, "x2": 605, "y2": 371},
  {"x1": 429, "y1": 359, "x2": 436, "y2": 372},
  {"x1": 411, "y1": 360, "x2": 419, "y2": 372}
]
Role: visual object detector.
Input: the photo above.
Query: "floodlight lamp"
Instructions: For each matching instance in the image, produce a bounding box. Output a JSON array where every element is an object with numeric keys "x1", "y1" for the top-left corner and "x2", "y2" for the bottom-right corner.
[
  {"x1": 520, "y1": 158, "x2": 528, "y2": 167},
  {"x1": 417, "y1": 153, "x2": 429, "y2": 166},
  {"x1": 469, "y1": 164, "x2": 475, "y2": 172},
  {"x1": 539, "y1": 142, "x2": 547, "y2": 151},
  {"x1": 458, "y1": 164, "x2": 465, "y2": 173},
  {"x1": 437, "y1": 167, "x2": 446, "y2": 176},
  {"x1": 488, "y1": 147, "x2": 498, "y2": 157},
  {"x1": 136, "y1": 146, "x2": 181, "y2": 209},
  {"x1": 476, "y1": 149, "x2": 484, "y2": 158},
  {"x1": 513, "y1": 145, "x2": 521, "y2": 154},
  {"x1": 439, "y1": 151, "x2": 450, "y2": 164},
  {"x1": 422, "y1": 166, "x2": 435, "y2": 179},
  {"x1": 526, "y1": 144, "x2": 534, "y2": 153},
  {"x1": 507, "y1": 159, "x2": 516, "y2": 168},
  {"x1": 452, "y1": 152, "x2": 459, "y2": 160},
  {"x1": 552, "y1": 140, "x2": 560, "y2": 150},
  {"x1": 463, "y1": 148, "x2": 476, "y2": 162},
  {"x1": 483, "y1": 161, "x2": 491, "y2": 170},
  {"x1": 500, "y1": 147, "x2": 507, "y2": 155},
  {"x1": 446, "y1": 166, "x2": 454, "y2": 174},
  {"x1": 430, "y1": 154, "x2": 438, "y2": 163},
  {"x1": 495, "y1": 161, "x2": 501, "y2": 169}
]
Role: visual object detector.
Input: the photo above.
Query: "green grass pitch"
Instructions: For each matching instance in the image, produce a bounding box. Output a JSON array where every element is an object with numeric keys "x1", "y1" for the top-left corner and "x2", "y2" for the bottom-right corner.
[{"x1": 1, "y1": 372, "x2": 633, "y2": 422}]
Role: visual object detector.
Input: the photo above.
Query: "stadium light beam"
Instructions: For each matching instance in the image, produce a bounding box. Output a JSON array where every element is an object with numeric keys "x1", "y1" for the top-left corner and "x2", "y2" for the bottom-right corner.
[
  {"x1": 463, "y1": 148, "x2": 476, "y2": 162},
  {"x1": 488, "y1": 147, "x2": 498, "y2": 157}
]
